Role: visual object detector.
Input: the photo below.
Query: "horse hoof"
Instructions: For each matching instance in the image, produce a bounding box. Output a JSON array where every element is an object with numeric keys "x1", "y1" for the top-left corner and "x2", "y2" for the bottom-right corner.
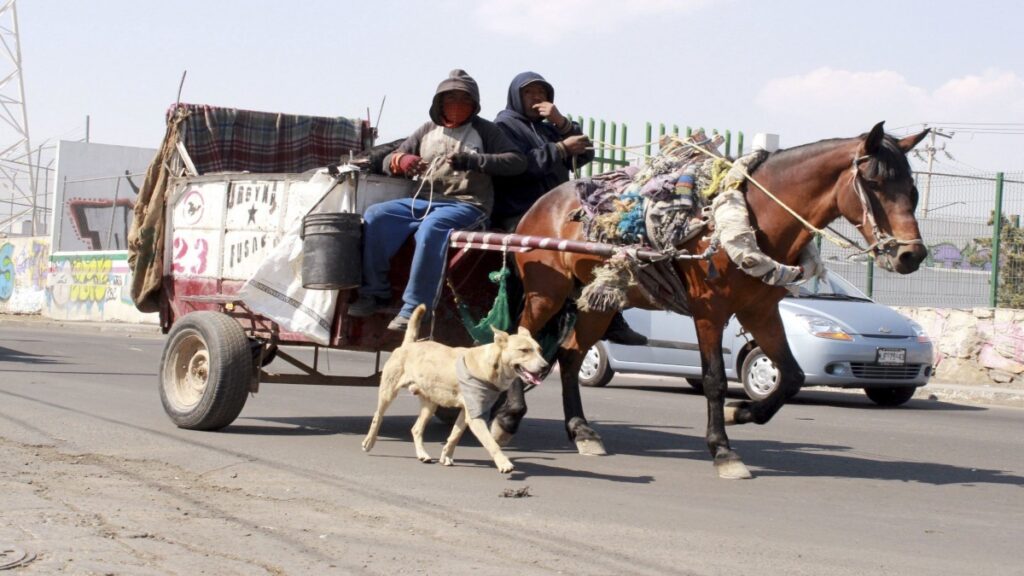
[
  {"x1": 576, "y1": 439, "x2": 608, "y2": 456},
  {"x1": 715, "y1": 459, "x2": 753, "y2": 480},
  {"x1": 490, "y1": 421, "x2": 513, "y2": 447}
]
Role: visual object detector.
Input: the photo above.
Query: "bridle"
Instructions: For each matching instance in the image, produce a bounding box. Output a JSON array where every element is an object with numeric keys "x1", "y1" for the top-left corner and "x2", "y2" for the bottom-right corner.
[
  {"x1": 675, "y1": 137, "x2": 924, "y2": 265},
  {"x1": 844, "y1": 154, "x2": 925, "y2": 263}
]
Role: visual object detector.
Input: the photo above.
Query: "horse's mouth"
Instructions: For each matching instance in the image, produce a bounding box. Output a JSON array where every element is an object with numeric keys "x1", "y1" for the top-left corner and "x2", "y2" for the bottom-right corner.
[{"x1": 515, "y1": 365, "x2": 543, "y2": 387}]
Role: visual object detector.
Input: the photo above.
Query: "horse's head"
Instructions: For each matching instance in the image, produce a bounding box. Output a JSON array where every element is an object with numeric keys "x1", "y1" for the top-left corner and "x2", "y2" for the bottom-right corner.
[{"x1": 837, "y1": 121, "x2": 930, "y2": 274}]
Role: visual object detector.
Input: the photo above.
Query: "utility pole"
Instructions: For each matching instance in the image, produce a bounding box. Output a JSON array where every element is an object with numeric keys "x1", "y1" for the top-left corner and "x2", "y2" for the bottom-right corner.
[{"x1": 919, "y1": 125, "x2": 953, "y2": 218}]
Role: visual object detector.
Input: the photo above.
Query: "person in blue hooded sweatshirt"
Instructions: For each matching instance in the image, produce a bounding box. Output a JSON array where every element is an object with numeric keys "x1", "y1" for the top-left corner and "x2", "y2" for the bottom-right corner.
[{"x1": 493, "y1": 71, "x2": 646, "y2": 346}]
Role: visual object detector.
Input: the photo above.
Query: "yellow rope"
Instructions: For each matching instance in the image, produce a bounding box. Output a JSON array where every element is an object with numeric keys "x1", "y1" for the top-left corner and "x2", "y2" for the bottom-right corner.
[{"x1": 669, "y1": 136, "x2": 854, "y2": 249}]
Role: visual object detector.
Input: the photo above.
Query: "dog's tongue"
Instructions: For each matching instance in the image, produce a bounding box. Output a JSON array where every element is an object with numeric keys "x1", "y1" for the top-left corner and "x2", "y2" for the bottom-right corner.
[{"x1": 517, "y1": 368, "x2": 542, "y2": 387}]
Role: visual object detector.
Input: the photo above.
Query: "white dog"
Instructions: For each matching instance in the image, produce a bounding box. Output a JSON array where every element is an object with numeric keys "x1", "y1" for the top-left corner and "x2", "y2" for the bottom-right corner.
[{"x1": 362, "y1": 304, "x2": 547, "y2": 473}]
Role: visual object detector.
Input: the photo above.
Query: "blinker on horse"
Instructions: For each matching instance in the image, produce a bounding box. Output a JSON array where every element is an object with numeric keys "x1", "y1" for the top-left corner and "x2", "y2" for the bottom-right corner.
[{"x1": 493, "y1": 121, "x2": 930, "y2": 479}]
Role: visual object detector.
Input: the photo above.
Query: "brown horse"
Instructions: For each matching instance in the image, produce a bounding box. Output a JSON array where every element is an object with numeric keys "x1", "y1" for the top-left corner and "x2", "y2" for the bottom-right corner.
[{"x1": 492, "y1": 122, "x2": 930, "y2": 479}]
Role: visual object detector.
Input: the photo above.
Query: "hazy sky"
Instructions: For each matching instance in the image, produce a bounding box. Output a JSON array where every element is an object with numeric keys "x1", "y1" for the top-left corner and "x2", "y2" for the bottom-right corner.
[{"x1": 14, "y1": 0, "x2": 1024, "y2": 173}]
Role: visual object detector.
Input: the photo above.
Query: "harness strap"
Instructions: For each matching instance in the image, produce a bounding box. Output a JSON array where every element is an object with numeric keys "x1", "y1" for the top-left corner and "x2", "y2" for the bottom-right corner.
[
  {"x1": 676, "y1": 138, "x2": 923, "y2": 260},
  {"x1": 674, "y1": 137, "x2": 855, "y2": 250}
]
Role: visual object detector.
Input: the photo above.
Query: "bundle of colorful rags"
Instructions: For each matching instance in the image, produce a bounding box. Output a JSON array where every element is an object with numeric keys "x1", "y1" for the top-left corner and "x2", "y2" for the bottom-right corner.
[
  {"x1": 573, "y1": 130, "x2": 726, "y2": 250},
  {"x1": 569, "y1": 131, "x2": 729, "y2": 315}
]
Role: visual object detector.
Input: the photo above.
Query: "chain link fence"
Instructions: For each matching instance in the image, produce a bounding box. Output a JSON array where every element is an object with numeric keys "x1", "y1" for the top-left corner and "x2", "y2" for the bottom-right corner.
[{"x1": 821, "y1": 170, "x2": 1024, "y2": 309}]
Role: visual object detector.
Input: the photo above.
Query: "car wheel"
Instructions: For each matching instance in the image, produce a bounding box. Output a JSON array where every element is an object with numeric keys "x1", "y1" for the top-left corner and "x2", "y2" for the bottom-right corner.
[
  {"x1": 579, "y1": 343, "x2": 614, "y2": 387},
  {"x1": 741, "y1": 346, "x2": 781, "y2": 401},
  {"x1": 685, "y1": 378, "x2": 704, "y2": 393},
  {"x1": 864, "y1": 386, "x2": 916, "y2": 407}
]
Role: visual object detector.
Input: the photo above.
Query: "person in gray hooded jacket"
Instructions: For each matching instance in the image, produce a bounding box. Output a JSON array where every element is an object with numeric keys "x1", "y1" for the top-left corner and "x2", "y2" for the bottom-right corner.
[{"x1": 348, "y1": 69, "x2": 526, "y2": 331}]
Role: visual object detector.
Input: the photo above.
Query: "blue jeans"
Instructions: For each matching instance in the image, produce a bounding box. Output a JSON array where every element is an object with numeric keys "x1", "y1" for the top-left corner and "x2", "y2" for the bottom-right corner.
[{"x1": 360, "y1": 198, "x2": 487, "y2": 318}]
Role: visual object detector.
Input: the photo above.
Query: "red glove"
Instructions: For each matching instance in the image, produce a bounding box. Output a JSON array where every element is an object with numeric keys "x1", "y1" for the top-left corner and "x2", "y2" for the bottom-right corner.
[{"x1": 390, "y1": 153, "x2": 422, "y2": 175}]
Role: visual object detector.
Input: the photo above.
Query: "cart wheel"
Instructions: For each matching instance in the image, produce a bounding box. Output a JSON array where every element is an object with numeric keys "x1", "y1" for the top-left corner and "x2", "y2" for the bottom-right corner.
[{"x1": 160, "y1": 311, "x2": 252, "y2": 430}]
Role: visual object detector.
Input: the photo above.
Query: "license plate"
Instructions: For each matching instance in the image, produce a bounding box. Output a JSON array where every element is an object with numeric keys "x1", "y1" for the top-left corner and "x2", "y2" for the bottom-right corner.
[{"x1": 877, "y1": 348, "x2": 906, "y2": 365}]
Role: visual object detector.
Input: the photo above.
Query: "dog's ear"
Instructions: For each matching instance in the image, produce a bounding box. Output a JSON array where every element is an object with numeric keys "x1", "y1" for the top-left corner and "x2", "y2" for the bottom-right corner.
[
  {"x1": 517, "y1": 326, "x2": 532, "y2": 337},
  {"x1": 491, "y1": 326, "x2": 508, "y2": 345}
]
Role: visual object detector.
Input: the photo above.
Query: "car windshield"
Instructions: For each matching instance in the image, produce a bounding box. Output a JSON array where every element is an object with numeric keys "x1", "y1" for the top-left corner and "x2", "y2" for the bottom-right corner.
[{"x1": 788, "y1": 271, "x2": 871, "y2": 301}]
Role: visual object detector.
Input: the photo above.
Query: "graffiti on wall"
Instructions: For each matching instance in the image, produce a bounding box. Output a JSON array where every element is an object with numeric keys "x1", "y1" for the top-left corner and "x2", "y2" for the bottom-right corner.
[
  {"x1": 0, "y1": 242, "x2": 12, "y2": 300},
  {"x1": 0, "y1": 239, "x2": 50, "y2": 311},
  {"x1": 47, "y1": 254, "x2": 133, "y2": 313}
]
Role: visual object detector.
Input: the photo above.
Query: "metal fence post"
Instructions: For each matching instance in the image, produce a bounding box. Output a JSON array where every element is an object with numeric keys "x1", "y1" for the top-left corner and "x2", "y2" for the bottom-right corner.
[
  {"x1": 990, "y1": 172, "x2": 1005, "y2": 307},
  {"x1": 866, "y1": 260, "x2": 874, "y2": 299},
  {"x1": 619, "y1": 123, "x2": 628, "y2": 166},
  {"x1": 644, "y1": 122, "x2": 652, "y2": 159},
  {"x1": 586, "y1": 118, "x2": 595, "y2": 177}
]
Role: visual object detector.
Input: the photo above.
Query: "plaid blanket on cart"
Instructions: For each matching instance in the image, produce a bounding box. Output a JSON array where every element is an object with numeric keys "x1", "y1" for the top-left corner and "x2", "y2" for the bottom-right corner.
[{"x1": 173, "y1": 103, "x2": 367, "y2": 174}]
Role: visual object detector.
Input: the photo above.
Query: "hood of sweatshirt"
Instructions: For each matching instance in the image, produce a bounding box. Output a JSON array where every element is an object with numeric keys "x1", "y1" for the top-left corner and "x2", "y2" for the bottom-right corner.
[{"x1": 429, "y1": 69, "x2": 481, "y2": 125}]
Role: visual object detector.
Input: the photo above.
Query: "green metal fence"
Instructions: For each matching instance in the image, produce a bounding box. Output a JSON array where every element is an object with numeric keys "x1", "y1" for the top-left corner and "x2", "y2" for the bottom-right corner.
[{"x1": 567, "y1": 116, "x2": 743, "y2": 176}]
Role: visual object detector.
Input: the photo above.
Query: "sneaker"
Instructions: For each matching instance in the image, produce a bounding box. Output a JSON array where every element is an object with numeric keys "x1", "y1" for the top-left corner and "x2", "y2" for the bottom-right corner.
[
  {"x1": 348, "y1": 294, "x2": 388, "y2": 318},
  {"x1": 603, "y1": 311, "x2": 648, "y2": 346},
  {"x1": 386, "y1": 314, "x2": 410, "y2": 332}
]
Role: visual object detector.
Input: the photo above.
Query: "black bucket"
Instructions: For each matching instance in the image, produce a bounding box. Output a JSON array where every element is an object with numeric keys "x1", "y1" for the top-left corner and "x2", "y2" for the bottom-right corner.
[{"x1": 301, "y1": 212, "x2": 362, "y2": 290}]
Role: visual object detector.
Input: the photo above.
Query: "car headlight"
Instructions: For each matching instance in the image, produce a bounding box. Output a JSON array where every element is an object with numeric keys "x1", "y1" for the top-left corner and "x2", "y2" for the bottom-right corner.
[
  {"x1": 796, "y1": 314, "x2": 853, "y2": 341},
  {"x1": 908, "y1": 319, "x2": 930, "y2": 343}
]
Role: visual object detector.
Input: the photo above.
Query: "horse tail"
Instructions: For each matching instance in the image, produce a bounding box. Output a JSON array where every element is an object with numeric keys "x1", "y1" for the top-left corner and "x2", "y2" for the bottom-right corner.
[{"x1": 404, "y1": 304, "x2": 428, "y2": 344}]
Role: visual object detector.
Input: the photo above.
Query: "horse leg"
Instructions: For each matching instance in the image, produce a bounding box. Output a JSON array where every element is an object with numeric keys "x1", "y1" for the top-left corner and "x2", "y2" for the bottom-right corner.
[
  {"x1": 724, "y1": 307, "x2": 804, "y2": 426},
  {"x1": 490, "y1": 380, "x2": 525, "y2": 446},
  {"x1": 490, "y1": 268, "x2": 574, "y2": 443},
  {"x1": 557, "y1": 311, "x2": 614, "y2": 456},
  {"x1": 694, "y1": 315, "x2": 753, "y2": 480}
]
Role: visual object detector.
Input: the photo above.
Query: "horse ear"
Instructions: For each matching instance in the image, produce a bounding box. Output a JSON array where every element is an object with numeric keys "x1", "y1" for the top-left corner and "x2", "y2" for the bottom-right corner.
[
  {"x1": 896, "y1": 129, "x2": 930, "y2": 153},
  {"x1": 864, "y1": 121, "x2": 886, "y2": 155}
]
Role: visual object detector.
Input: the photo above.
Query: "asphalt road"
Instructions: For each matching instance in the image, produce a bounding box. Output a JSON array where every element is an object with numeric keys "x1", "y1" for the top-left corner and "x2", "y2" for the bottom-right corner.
[{"x1": 1, "y1": 322, "x2": 1022, "y2": 575}]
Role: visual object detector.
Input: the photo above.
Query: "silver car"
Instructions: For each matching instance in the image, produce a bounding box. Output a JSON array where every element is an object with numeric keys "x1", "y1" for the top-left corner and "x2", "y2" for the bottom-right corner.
[{"x1": 579, "y1": 271, "x2": 934, "y2": 406}]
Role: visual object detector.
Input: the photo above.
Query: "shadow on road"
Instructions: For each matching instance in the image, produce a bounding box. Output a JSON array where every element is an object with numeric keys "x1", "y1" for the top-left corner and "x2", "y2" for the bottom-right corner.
[
  {"x1": 232, "y1": 413, "x2": 1022, "y2": 487},
  {"x1": 0, "y1": 344, "x2": 66, "y2": 365},
  {"x1": 610, "y1": 383, "x2": 987, "y2": 412}
]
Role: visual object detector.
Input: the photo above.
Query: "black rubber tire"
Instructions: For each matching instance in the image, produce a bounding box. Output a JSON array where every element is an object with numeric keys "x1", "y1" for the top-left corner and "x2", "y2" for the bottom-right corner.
[
  {"x1": 159, "y1": 311, "x2": 253, "y2": 430},
  {"x1": 864, "y1": 386, "x2": 916, "y2": 407},
  {"x1": 579, "y1": 343, "x2": 615, "y2": 388},
  {"x1": 685, "y1": 378, "x2": 705, "y2": 393}
]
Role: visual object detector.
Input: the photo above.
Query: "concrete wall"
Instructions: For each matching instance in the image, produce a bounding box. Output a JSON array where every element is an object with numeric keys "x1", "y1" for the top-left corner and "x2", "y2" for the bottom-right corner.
[
  {"x1": 0, "y1": 236, "x2": 50, "y2": 314},
  {"x1": 0, "y1": 236, "x2": 156, "y2": 323},
  {"x1": 896, "y1": 306, "x2": 1024, "y2": 388}
]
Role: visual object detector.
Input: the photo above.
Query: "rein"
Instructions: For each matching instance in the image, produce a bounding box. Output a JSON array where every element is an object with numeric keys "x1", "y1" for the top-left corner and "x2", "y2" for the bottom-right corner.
[{"x1": 676, "y1": 138, "x2": 923, "y2": 261}]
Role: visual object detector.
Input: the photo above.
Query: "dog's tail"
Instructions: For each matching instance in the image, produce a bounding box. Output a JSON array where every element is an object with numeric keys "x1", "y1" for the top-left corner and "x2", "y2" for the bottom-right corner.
[{"x1": 404, "y1": 304, "x2": 428, "y2": 344}]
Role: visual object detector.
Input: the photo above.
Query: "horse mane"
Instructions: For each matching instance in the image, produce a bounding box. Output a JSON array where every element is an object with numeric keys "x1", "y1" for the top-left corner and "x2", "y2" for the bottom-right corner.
[{"x1": 755, "y1": 134, "x2": 911, "y2": 181}]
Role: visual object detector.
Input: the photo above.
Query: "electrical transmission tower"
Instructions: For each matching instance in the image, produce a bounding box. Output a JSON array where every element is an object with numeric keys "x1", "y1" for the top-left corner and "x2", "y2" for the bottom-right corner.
[{"x1": 0, "y1": 0, "x2": 35, "y2": 235}]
